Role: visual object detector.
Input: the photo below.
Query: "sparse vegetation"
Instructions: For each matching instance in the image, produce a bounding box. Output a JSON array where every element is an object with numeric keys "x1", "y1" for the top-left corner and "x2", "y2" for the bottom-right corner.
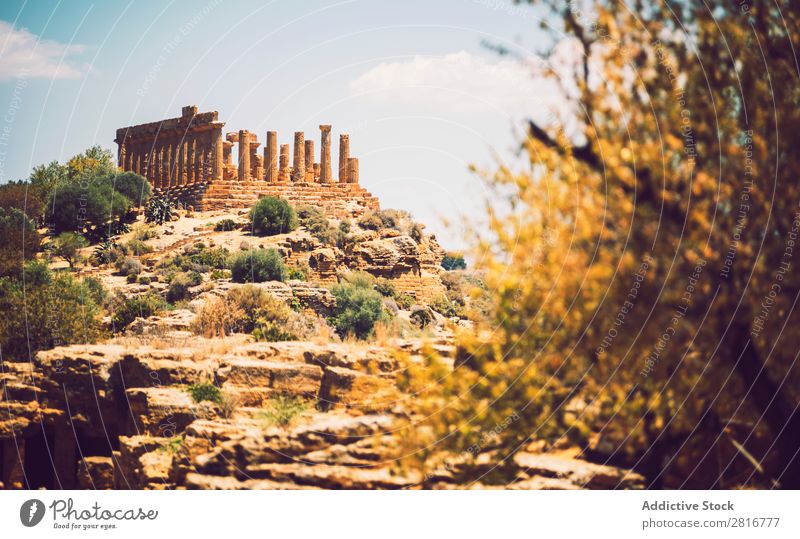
[
  {"x1": 187, "y1": 383, "x2": 223, "y2": 404},
  {"x1": 258, "y1": 395, "x2": 308, "y2": 427},
  {"x1": 213, "y1": 218, "x2": 238, "y2": 232},
  {"x1": 296, "y1": 205, "x2": 336, "y2": 244}
]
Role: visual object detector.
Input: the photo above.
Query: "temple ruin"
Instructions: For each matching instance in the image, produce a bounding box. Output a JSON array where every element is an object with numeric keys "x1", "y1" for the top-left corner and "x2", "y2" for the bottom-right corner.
[{"x1": 114, "y1": 105, "x2": 379, "y2": 218}]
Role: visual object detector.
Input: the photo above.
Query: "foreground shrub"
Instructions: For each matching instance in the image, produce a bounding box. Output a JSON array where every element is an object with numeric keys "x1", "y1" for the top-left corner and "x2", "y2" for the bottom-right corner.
[
  {"x1": 249, "y1": 196, "x2": 297, "y2": 236},
  {"x1": 110, "y1": 292, "x2": 167, "y2": 330},
  {"x1": 230, "y1": 248, "x2": 286, "y2": 283},
  {"x1": 0, "y1": 262, "x2": 103, "y2": 359},
  {"x1": 330, "y1": 273, "x2": 389, "y2": 339},
  {"x1": 115, "y1": 256, "x2": 142, "y2": 276}
]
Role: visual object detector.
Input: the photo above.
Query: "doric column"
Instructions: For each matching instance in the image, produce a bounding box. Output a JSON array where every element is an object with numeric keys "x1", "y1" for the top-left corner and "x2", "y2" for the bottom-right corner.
[
  {"x1": 347, "y1": 157, "x2": 359, "y2": 184},
  {"x1": 238, "y1": 130, "x2": 250, "y2": 181},
  {"x1": 118, "y1": 140, "x2": 127, "y2": 168},
  {"x1": 188, "y1": 139, "x2": 197, "y2": 184},
  {"x1": 292, "y1": 131, "x2": 305, "y2": 182},
  {"x1": 178, "y1": 140, "x2": 187, "y2": 186},
  {"x1": 319, "y1": 124, "x2": 332, "y2": 183},
  {"x1": 304, "y1": 140, "x2": 315, "y2": 182},
  {"x1": 265, "y1": 131, "x2": 278, "y2": 183},
  {"x1": 166, "y1": 141, "x2": 174, "y2": 188},
  {"x1": 134, "y1": 144, "x2": 142, "y2": 175},
  {"x1": 249, "y1": 139, "x2": 261, "y2": 180},
  {"x1": 194, "y1": 138, "x2": 203, "y2": 184},
  {"x1": 338, "y1": 134, "x2": 350, "y2": 183},
  {"x1": 212, "y1": 129, "x2": 223, "y2": 181},
  {"x1": 314, "y1": 163, "x2": 320, "y2": 181},
  {"x1": 155, "y1": 146, "x2": 164, "y2": 189},
  {"x1": 279, "y1": 144, "x2": 290, "y2": 182}
]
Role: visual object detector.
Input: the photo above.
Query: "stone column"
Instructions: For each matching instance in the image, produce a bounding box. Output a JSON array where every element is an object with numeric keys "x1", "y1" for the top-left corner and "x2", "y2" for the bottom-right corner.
[
  {"x1": 187, "y1": 140, "x2": 196, "y2": 184},
  {"x1": 178, "y1": 140, "x2": 187, "y2": 186},
  {"x1": 319, "y1": 124, "x2": 332, "y2": 183},
  {"x1": 292, "y1": 131, "x2": 305, "y2": 182},
  {"x1": 155, "y1": 146, "x2": 164, "y2": 189},
  {"x1": 338, "y1": 134, "x2": 350, "y2": 183},
  {"x1": 2, "y1": 438, "x2": 25, "y2": 489},
  {"x1": 166, "y1": 141, "x2": 175, "y2": 188},
  {"x1": 347, "y1": 157, "x2": 359, "y2": 184},
  {"x1": 265, "y1": 131, "x2": 278, "y2": 183},
  {"x1": 212, "y1": 129, "x2": 223, "y2": 181},
  {"x1": 279, "y1": 144, "x2": 290, "y2": 182},
  {"x1": 313, "y1": 163, "x2": 320, "y2": 181},
  {"x1": 195, "y1": 138, "x2": 204, "y2": 184},
  {"x1": 304, "y1": 140, "x2": 315, "y2": 182},
  {"x1": 238, "y1": 130, "x2": 250, "y2": 181},
  {"x1": 133, "y1": 144, "x2": 141, "y2": 176},
  {"x1": 249, "y1": 140, "x2": 261, "y2": 180},
  {"x1": 118, "y1": 140, "x2": 127, "y2": 169}
]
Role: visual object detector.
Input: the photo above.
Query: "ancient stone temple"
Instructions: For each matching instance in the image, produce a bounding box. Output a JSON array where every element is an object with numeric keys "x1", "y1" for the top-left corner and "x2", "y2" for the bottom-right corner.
[{"x1": 115, "y1": 105, "x2": 379, "y2": 218}]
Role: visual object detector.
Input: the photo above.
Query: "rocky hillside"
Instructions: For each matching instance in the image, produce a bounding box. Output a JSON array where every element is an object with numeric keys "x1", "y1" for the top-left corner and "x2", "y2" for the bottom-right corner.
[{"x1": 0, "y1": 204, "x2": 643, "y2": 490}]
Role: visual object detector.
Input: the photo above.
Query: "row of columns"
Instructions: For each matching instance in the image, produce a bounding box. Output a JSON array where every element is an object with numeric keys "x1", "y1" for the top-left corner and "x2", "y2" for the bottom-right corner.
[
  {"x1": 118, "y1": 128, "x2": 223, "y2": 189},
  {"x1": 254, "y1": 125, "x2": 358, "y2": 184}
]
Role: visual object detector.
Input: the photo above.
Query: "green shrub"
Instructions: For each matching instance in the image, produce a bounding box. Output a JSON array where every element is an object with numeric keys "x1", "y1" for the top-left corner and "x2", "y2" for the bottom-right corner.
[
  {"x1": 125, "y1": 239, "x2": 153, "y2": 256},
  {"x1": 82, "y1": 276, "x2": 108, "y2": 305},
  {"x1": 374, "y1": 278, "x2": 396, "y2": 298},
  {"x1": 286, "y1": 265, "x2": 308, "y2": 281},
  {"x1": 144, "y1": 193, "x2": 175, "y2": 225},
  {"x1": 357, "y1": 209, "x2": 411, "y2": 231},
  {"x1": 51, "y1": 232, "x2": 88, "y2": 269},
  {"x1": 210, "y1": 269, "x2": 231, "y2": 280},
  {"x1": 115, "y1": 256, "x2": 142, "y2": 276},
  {"x1": 249, "y1": 196, "x2": 297, "y2": 236},
  {"x1": 411, "y1": 307, "x2": 433, "y2": 328},
  {"x1": 330, "y1": 275, "x2": 389, "y2": 339},
  {"x1": 110, "y1": 292, "x2": 167, "y2": 330},
  {"x1": 0, "y1": 262, "x2": 103, "y2": 359},
  {"x1": 126, "y1": 273, "x2": 138, "y2": 284},
  {"x1": 441, "y1": 252, "x2": 467, "y2": 271},
  {"x1": 430, "y1": 295, "x2": 465, "y2": 318},
  {"x1": 230, "y1": 249, "x2": 286, "y2": 283},
  {"x1": 396, "y1": 293, "x2": 415, "y2": 310},
  {"x1": 166, "y1": 271, "x2": 202, "y2": 302},
  {"x1": 213, "y1": 218, "x2": 238, "y2": 232},
  {"x1": 0, "y1": 208, "x2": 40, "y2": 277},
  {"x1": 0, "y1": 181, "x2": 45, "y2": 222},
  {"x1": 187, "y1": 383, "x2": 222, "y2": 404},
  {"x1": 189, "y1": 246, "x2": 229, "y2": 269},
  {"x1": 110, "y1": 172, "x2": 151, "y2": 206},
  {"x1": 259, "y1": 395, "x2": 308, "y2": 427},
  {"x1": 296, "y1": 205, "x2": 335, "y2": 244},
  {"x1": 138, "y1": 275, "x2": 152, "y2": 285}
]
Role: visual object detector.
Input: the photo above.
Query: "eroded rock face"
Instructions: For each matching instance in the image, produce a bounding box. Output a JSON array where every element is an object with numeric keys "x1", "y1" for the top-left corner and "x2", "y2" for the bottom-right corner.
[{"x1": 0, "y1": 339, "x2": 642, "y2": 491}]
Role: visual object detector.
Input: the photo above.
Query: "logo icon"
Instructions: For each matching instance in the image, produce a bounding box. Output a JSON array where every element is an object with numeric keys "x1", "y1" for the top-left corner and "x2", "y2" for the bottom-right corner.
[{"x1": 20, "y1": 499, "x2": 45, "y2": 527}]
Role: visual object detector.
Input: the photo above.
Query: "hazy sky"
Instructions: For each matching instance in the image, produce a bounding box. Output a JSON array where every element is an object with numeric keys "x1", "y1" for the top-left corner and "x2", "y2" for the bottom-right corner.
[{"x1": 0, "y1": 0, "x2": 561, "y2": 248}]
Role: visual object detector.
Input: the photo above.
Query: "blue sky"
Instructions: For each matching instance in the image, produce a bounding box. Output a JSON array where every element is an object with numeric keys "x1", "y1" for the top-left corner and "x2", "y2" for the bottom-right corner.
[{"x1": 0, "y1": 0, "x2": 562, "y2": 247}]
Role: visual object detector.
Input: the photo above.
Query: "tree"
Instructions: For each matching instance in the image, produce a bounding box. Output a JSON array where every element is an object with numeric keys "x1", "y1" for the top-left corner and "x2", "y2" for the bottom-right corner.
[
  {"x1": 0, "y1": 208, "x2": 40, "y2": 277},
  {"x1": 110, "y1": 171, "x2": 151, "y2": 206},
  {"x1": 405, "y1": 1, "x2": 800, "y2": 488},
  {"x1": 330, "y1": 273, "x2": 388, "y2": 339},
  {"x1": 46, "y1": 178, "x2": 132, "y2": 235},
  {"x1": 51, "y1": 232, "x2": 88, "y2": 269}
]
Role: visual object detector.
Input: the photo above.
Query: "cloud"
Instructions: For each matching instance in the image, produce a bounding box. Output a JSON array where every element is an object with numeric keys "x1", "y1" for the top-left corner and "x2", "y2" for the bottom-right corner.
[
  {"x1": 0, "y1": 21, "x2": 87, "y2": 81},
  {"x1": 349, "y1": 51, "x2": 567, "y2": 116}
]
